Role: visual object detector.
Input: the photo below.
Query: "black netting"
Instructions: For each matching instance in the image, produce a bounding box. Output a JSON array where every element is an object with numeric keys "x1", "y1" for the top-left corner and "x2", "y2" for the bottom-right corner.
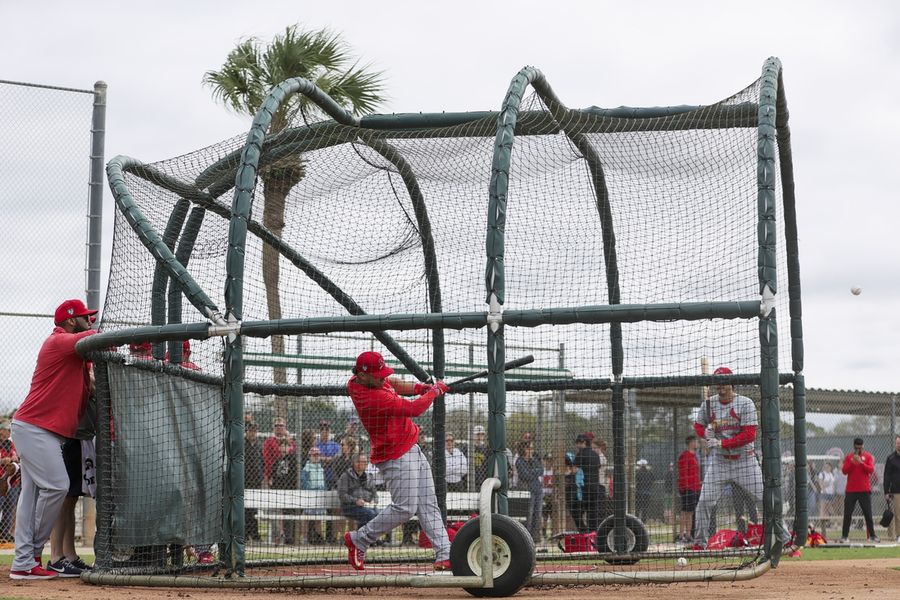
[{"x1": 92, "y1": 69, "x2": 800, "y2": 584}]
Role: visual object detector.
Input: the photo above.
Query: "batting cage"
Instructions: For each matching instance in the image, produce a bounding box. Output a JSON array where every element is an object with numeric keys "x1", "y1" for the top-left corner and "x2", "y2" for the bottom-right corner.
[{"x1": 78, "y1": 57, "x2": 806, "y2": 594}]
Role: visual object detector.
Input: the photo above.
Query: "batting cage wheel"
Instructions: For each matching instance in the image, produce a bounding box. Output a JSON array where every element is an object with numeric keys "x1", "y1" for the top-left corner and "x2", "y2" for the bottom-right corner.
[
  {"x1": 450, "y1": 514, "x2": 535, "y2": 597},
  {"x1": 594, "y1": 514, "x2": 650, "y2": 565}
]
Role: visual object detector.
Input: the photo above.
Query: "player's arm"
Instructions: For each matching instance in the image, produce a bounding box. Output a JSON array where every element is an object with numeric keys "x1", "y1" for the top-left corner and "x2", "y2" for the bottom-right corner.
[
  {"x1": 861, "y1": 454, "x2": 875, "y2": 474},
  {"x1": 370, "y1": 383, "x2": 448, "y2": 417},
  {"x1": 388, "y1": 377, "x2": 432, "y2": 396},
  {"x1": 721, "y1": 425, "x2": 757, "y2": 450},
  {"x1": 842, "y1": 453, "x2": 852, "y2": 474}
]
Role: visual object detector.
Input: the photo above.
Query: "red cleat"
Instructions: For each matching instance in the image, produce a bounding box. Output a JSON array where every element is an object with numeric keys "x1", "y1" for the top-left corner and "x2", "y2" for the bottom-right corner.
[
  {"x1": 344, "y1": 532, "x2": 365, "y2": 571},
  {"x1": 433, "y1": 559, "x2": 452, "y2": 571},
  {"x1": 9, "y1": 565, "x2": 58, "y2": 580}
]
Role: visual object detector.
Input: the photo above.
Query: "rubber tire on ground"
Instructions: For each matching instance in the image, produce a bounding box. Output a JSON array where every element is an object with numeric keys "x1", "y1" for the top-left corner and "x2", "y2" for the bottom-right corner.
[
  {"x1": 594, "y1": 514, "x2": 650, "y2": 565},
  {"x1": 450, "y1": 514, "x2": 535, "y2": 597}
]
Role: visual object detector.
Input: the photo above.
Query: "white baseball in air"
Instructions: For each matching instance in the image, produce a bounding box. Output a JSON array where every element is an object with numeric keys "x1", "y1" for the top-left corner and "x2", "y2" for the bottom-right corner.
[
  {"x1": 676, "y1": 557, "x2": 688, "y2": 567},
  {"x1": 850, "y1": 286, "x2": 862, "y2": 296}
]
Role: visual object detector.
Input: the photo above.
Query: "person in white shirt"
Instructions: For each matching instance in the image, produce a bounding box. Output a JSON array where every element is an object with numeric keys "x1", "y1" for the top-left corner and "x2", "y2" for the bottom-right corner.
[
  {"x1": 817, "y1": 462, "x2": 837, "y2": 516},
  {"x1": 444, "y1": 434, "x2": 469, "y2": 492}
]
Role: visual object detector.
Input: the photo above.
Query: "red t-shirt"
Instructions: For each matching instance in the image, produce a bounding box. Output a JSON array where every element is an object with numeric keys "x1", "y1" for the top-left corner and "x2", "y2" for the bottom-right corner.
[
  {"x1": 15, "y1": 327, "x2": 96, "y2": 438},
  {"x1": 842, "y1": 450, "x2": 875, "y2": 493},
  {"x1": 677, "y1": 449, "x2": 701, "y2": 492},
  {"x1": 347, "y1": 377, "x2": 437, "y2": 464}
]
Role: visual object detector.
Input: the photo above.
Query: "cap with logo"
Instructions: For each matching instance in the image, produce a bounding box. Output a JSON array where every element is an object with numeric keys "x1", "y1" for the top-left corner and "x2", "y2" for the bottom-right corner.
[
  {"x1": 354, "y1": 351, "x2": 394, "y2": 378},
  {"x1": 54, "y1": 299, "x2": 98, "y2": 325}
]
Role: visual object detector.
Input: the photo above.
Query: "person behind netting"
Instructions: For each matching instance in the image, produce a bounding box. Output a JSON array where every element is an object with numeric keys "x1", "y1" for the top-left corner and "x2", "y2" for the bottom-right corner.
[
  {"x1": 564, "y1": 451, "x2": 585, "y2": 532},
  {"x1": 471, "y1": 425, "x2": 489, "y2": 486},
  {"x1": 263, "y1": 418, "x2": 297, "y2": 544},
  {"x1": 300, "y1": 446, "x2": 327, "y2": 544},
  {"x1": 677, "y1": 434, "x2": 701, "y2": 544},
  {"x1": 838, "y1": 437, "x2": 878, "y2": 543},
  {"x1": 515, "y1": 439, "x2": 544, "y2": 544},
  {"x1": 1, "y1": 420, "x2": 21, "y2": 544},
  {"x1": 330, "y1": 436, "x2": 358, "y2": 492},
  {"x1": 244, "y1": 419, "x2": 263, "y2": 542},
  {"x1": 592, "y1": 437, "x2": 610, "y2": 505},
  {"x1": 444, "y1": 433, "x2": 468, "y2": 493},
  {"x1": 342, "y1": 351, "x2": 450, "y2": 571},
  {"x1": 817, "y1": 461, "x2": 838, "y2": 517},
  {"x1": 634, "y1": 459, "x2": 654, "y2": 523},
  {"x1": 541, "y1": 453, "x2": 554, "y2": 539},
  {"x1": 883, "y1": 434, "x2": 900, "y2": 543},
  {"x1": 574, "y1": 433, "x2": 602, "y2": 532},
  {"x1": 691, "y1": 366, "x2": 769, "y2": 550},
  {"x1": 806, "y1": 460, "x2": 822, "y2": 530},
  {"x1": 338, "y1": 452, "x2": 379, "y2": 529},
  {"x1": 10, "y1": 299, "x2": 97, "y2": 580}
]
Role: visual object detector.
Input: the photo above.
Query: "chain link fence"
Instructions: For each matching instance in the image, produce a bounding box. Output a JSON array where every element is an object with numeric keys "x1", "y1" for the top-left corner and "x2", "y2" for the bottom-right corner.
[{"x1": 0, "y1": 78, "x2": 105, "y2": 544}]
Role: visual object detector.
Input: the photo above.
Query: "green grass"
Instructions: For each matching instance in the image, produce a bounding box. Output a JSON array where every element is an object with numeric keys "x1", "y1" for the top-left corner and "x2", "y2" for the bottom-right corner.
[{"x1": 788, "y1": 545, "x2": 900, "y2": 561}]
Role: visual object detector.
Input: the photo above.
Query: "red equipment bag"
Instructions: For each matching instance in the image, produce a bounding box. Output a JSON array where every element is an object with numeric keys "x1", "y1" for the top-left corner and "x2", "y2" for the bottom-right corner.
[
  {"x1": 557, "y1": 531, "x2": 596, "y2": 553},
  {"x1": 418, "y1": 520, "x2": 465, "y2": 548}
]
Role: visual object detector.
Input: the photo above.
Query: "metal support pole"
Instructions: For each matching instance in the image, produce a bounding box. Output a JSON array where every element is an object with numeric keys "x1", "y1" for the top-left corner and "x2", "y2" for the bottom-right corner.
[
  {"x1": 468, "y1": 343, "x2": 476, "y2": 492},
  {"x1": 82, "y1": 80, "x2": 106, "y2": 550},
  {"x1": 552, "y1": 343, "x2": 567, "y2": 536},
  {"x1": 86, "y1": 80, "x2": 106, "y2": 311}
]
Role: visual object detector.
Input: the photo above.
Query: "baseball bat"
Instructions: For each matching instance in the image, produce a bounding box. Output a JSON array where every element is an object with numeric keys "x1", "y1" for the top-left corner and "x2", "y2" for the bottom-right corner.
[{"x1": 445, "y1": 354, "x2": 535, "y2": 389}]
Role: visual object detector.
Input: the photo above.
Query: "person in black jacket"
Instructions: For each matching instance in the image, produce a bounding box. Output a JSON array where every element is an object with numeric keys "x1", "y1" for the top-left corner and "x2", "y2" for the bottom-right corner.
[
  {"x1": 574, "y1": 433, "x2": 602, "y2": 532},
  {"x1": 884, "y1": 434, "x2": 900, "y2": 542}
]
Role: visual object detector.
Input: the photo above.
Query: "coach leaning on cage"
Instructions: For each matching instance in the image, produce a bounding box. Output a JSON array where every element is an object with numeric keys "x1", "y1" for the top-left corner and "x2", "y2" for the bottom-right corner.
[
  {"x1": 882, "y1": 434, "x2": 900, "y2": 542},
  {"x1": 8, "y1": 299, "x2": 97, "y2": 580}
]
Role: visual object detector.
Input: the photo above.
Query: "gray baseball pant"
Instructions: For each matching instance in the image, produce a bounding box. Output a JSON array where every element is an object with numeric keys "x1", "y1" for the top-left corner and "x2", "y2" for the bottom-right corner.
[
  {"x1": 350, "y1": 444, "x2": 450, "y2": 561},
  {"x1": 11, "y1": 420, "x2": 68, "y2": 572},
  {"x1": 693, "y1": 453, "x2": 763, "y2": 546}
]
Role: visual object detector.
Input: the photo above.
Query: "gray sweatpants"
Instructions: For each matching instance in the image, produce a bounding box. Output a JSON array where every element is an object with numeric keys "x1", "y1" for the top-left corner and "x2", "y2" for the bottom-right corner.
[
  {"x1": 350, "y1": 444, "x2": 450, "y2": 561},
  {"x1": 693, "y1": 452, "x2": 763, "y2": 546},
  {"x1": 11, "y1": 420, "x2": 68, "y2": 571}
]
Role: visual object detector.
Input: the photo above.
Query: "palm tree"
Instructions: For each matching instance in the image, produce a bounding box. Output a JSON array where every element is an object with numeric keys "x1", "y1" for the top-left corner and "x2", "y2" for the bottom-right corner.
[{"x1": 205, "y1": 26, "x2": 386, "y2": 415}]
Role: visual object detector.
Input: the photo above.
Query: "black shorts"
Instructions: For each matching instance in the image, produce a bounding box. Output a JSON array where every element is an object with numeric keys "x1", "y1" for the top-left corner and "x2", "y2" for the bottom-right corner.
[
  {"x1": 62, "y1": 439, "x2": 84, "y2": 498},
  {"x1": 679, "y1": 489, "x2": 700, "y2": 512}
]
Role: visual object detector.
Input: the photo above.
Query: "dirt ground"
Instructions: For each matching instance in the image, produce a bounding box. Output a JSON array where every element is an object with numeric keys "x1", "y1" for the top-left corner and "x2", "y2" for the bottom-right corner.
[{"x1": 3, "y1": 558, "x2": 899, "y2": 600}]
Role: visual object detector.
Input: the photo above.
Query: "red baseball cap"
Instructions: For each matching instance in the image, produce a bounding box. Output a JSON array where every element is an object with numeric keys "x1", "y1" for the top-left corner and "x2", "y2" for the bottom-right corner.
[
  {"x1": 713, "y1": 366, "x2": 733, "y2": 375},
  {"x1": 354, "y1": 351, "x2": 394, "y2": 378},
  {"x1": 54, "y1": 299, "x2": 98, "y2": 325}
]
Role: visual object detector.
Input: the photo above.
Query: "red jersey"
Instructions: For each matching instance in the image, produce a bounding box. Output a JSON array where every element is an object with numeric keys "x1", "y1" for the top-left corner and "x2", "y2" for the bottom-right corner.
[
  {"x1": 842, "y1": 450, "x2": 875, "y2": 493},
  {"x1": 15, "y1": 327, "x2": 96, "y2": 438},
  {"x1": 347, "y1": 377, "x2": 438, "y2": 464},
  {"x1": 677, "y1": 449, "x2": 701, "y2": 492}
]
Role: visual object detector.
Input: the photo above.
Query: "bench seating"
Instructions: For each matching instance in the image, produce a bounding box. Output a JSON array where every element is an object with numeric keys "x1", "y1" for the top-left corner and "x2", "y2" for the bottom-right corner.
[{"x1": 246, "y1": 489, "x2": 531, "y2": 526}]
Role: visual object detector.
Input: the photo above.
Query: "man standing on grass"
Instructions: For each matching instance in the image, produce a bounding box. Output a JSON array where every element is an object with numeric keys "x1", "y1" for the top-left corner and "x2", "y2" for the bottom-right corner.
[
  {"x1": 343, "y1": 351, "x2": 450, "y2": 571},
  {"x1": 839, "y1": 437, "x2": 878, "y2": 543}
]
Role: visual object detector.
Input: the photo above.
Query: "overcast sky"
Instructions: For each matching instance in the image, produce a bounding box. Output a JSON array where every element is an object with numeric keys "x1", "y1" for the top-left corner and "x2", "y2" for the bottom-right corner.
[{"x1": 2, "y1": 0, "x2": 898, "y2": 412}]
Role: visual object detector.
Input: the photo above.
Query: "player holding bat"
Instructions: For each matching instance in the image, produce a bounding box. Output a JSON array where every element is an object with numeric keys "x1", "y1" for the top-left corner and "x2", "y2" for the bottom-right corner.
[
  {"x1": 343, "y1": 351, "x2": 451, "y2": 571},
  {"x1": 690, "y1": 366, "x2": 764, "y2": 550}
]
